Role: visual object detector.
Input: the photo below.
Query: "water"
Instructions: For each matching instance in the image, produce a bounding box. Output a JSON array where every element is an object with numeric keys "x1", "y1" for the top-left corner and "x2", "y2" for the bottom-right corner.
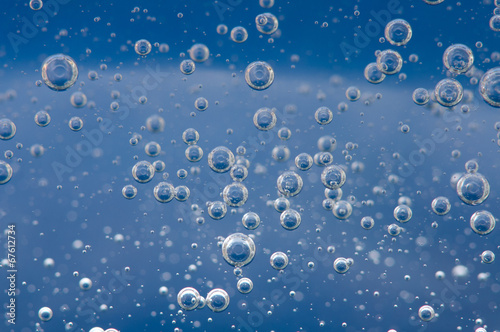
[{"x1": 1, "y1": 0, "x2": 500, "y2": 331}]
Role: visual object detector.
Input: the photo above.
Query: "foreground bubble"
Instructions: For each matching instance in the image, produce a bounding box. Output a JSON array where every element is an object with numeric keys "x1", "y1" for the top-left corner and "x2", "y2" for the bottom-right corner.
[
  {"x1": 231, "y1": 26, "x2": 248, "y2": 43},
  {"x1": 280, "y1": 209, "x2": 301, "y2": 230},
  {"x1": 223, "y1": 183, "x2": 248, "y2": 207},
  {"x1": 456, "y1": 173, "x2": 490, "y2": 205},
  {"x1": 132, "y1": 161, "x2": 155, "y2": 183},
  {"x1": 431, "y1": 196, "x2": 451, "y2": 215},
  {"x1": 41, "y1": 54, "x2": 79, "y2": 91},
  {"x1": 333, "y1": 257, "x2": 350, "y2": 274},
  {"x1": 34, "y1": 110, "x2": 51, "y2": 127},
  {"x1": 388, "y1": 223, "x2": 401, "y2": 236},
  {"x1": 154, "y1": 182, "x2": 175, "y2": 203},
  {"x1": 255, "y1": 13, "x2": 278, "y2": 34},
  {"x1": 270, "y1": 251, "x2": 289, "y2": 270},
  {"x1": 443, "y1": 44, "x2": 474, "y2": 74},
  {"x1": 194, "y1": 97, "x2": 208, "y2": 111},
  {"x1": 321, "y1": 165, "x2": 346, "y2": 189},
  {"x1": 376, "y1": 50, "x2": 403, "y2": 75},
  {"x1": 180, "y1": 59, "x2": 196, "y2": 75},
  {"x1": 470, "y1": 210, "x2": 496, "y2": 235},
  {"x1": 412, "y1": 88, "x2": 430, "y2": 105},
  {"x1": 0, "y1": 161, "x2": 13, "y2": 184},
  {"x1": 315, "y1": 106, "x2": 333, "y2": 125},
  {"x1": 182, "y1": 128, "x2": 200, "y2": 145},
  {"x1": 174, "y1": 186, "x2": 190, "y2": 201},
  {"x1": 277, "y1": 171, "x2": 303, "y2": 197},
  {"x1": 490, "y1": 15, "x2": 500, "y2": 32},
  {"x1": 253, "y1": 107, "x2": 277, "y2": 130},
  {"x1": 208, "y1": 146, "x2": 235, "y2": 173},
  {"x1": 30, "y1": 0, "x2": 43, "y2": 10},
  {"x1": 206, "y1": 288, "x2": 230, "y2": 312},
  {"x1": 393, "y1": 204, "x2": 412, "y2": 223},
  {"x1": 208, "y1": 201, "x2": 227, "y2": 220},
  {"x1": 222, "y1": 233, "x2": 256, "y2": 267},
  {"x1": 79, "y1": 277, "x2": 92, "y2": 290},
  {"x1": 134, "y1": 39, "x2": 152, "y2": 55},
  {"x1": 295, "y1": 153, "x2": 314, "y2": 171},
  {"x1": 0, "y1": 119, "x2": 16, "y2": 140},
  {"x1": 242, "y1": 212, "x2": 260, "y2": 230},
  {"x1": 274, "y1": 197, "x2": 290, "y2": 212},
  {"x1": 361, "y1": 216, "x2": 375, "y2": 230},
  {"x1": 189, "y1": 43, "x2": 210, "y2": 62},
  {"x1": 418, "y1": 305, "x2": 435, "y2": 322},
  {"x1": 38, "y1": 307, "x2": 53, "y2": 321},
  {"x1": 435, "y1": 78, "x2": 463, "y2": 107},
  {"x1": 245, "y1": 61, "x2": 274, "y2": 90},
  {"x1": 237, "y1": 277, "x2": 254, "y2": 293},
  {"x1": 384, "y1": 19, "x2": 412, "y2": 46},
  {"x1": 364, "y1": 62, "x2": 386, "y2": 84},
  {"x1": 122, "y1": 185, "x2": 137, "y2": 199},
  {"x1": 230, "y1": 164, "x2": 248, "y2": 182},
  {"x1": 333, "y1": 200, "x2": 353, "y2": 220},
  {"x1": 479, "y1": 67, "x2": 500, "y2": 107},
  {"x1": 70, "y1": 91, "x2": 87, "y2": 108},
  {"x1": 185, "y1": 145, "x2": 203, "y2": 162},
  {"x1": 177, "y1": 287, "x2": 200, "y2": 311},
  {"x1": 481, "y1": 250, "x2": 495, "y2": 263}
]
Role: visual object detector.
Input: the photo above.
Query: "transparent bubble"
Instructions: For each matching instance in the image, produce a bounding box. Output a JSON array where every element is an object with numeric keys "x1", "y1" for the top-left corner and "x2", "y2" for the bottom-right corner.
[
  {"x1": 132, "y1": 161, "x2": 155, "y2": 183},
  {"x1": 70, "y1": 91, "x2": 87, "y2": 108},
  {"x1": 361, "y1": 216, "x2": 375, "y2": 230},
  {"x1": 180, "y1": 59, "x2": 196, "y2": 75},
  {"x1": 134, "y1": 39, "x2": 152, "y2": 55},
  {"x1": 321, "y1": 165, "x2": 346, "y2": 189},
  {"x1": 456, "y1": 173, "x2": 490, "y2": 205},
  {"x1": 177, "y1": 287, "x2": 200, "y2": 311},
  {"x1": 217, "y1": 24, "x2": 228, "y2": 35},
  {"x1": 270, "y1": 251, "x2": 289, "y2": 270},
  {"x1": 30, "y1": 0, "x2": 43, "y2": 10},
  {"x1": 174, "y1": 185, "x2": 190, "y2": 201},
  {"x1": 479, "y1": 67, "x2": 500, "y2": 107},
  {"x1": 231, "y1": 26, "x2": 248, "y2": 43},
  {"x1": 393, "y1": 204, "x2": 412, "y2": 223},
  {"x1": 185, "y1": 145, "x2": 204, "y2": 162},
  {"x1": 418, "y1": 305, "x2": 435, "y2": 322},
  {"x1": 490, "y1": 15, "x2": 500, "y2": 31},
  {"x1": 208, "y1": 201, "x2": 227, "y2": 220},
  {"x1": 280, "y1": 209, "x2": 301, "y2": 230},
  {"x1": 388, "y1": 223, "x2": 401, "y2": 236},
  {"x1": 435, "y1": 78, "x2": 463, "y2": 107},
  {"x1": 255, "y1": 13, "x2": 278, "y2": 34},
  {"x1": 182, "y1": 128, "x2": 200, "y2": 145},
  {"x1": 223, "y1": 182, "x2": 248, "y2": 207},
  {"x1": 154, "y1": 182, "x2": 175, "y2": 203},
  {"x1": 79, "y1": 277, "x2": 92, "y2": 290},
  {"x1": 0, "y1": 161, "x2": 13, "y2": 184},
  {"x1": 274, "y1": 197, "x2": 290, "y2": 212},
  {"x1": 0, "y1": 119, "x2": 16, "y2": 140},
  {"x1": 470, "y1": 210, "x2": 496, "y2": 235},
  {"x1": 325, "y1": 188, "x2": 342, "y2": 201},
  {"x1": 253, "y1": 107, "x2": 277, "y2": 130},
  {"x1": 376, "y1": 50, "x2": 403, "y2": 75},
  {"x1": 364, "y1": 62, "x2": 386, "y2": 84},
  {"x1": 208, "y1": 146, "x2": 235, "y2": 173},
  {"x1": 315, "y1": 106, "x2": 333, "y2": 125},
  {"x1": 41, "y1": 54, "x2": 79, "y2": 91},
  {"x1": 145, "y1": 141, "x2": 161, "y2": 157},
  {"x1": 384, "y1": 19, "x2": 412, "y2": 46},
  {"x1": 237, "y1": 277, "x2": 253, "y2": 293},
  {"x1": 443, "y1": 44, "x2": 474, "y2": 74},
  {"x1": 295, "y1": 153, "x2": 314, "y2": 171},
  {"x1": 68, "y1": 117, "x2": 84, "y2": 131},
  {"x1": 277, "y1": 171, "x2": 303, "y2": 197},
  {"x1": 38, "y1": 307, "x2": 53, "y2": 321},
  {"x1": 230, "y1": 164, "x2": 248, "y2": 182},
  {"x1": 222, "y1": 233, "x2": 256, "y2": 267},
  {"x1": 333, "y1": 200, "x2": 353, "y2": 220},
  {"x1": 317, "y1": 136, "x2": 337, "y2": 152},
  {"x1": 259, "y1": 0, "x2": 274, "y2": 8},
  {"x1": 314, "y1": 152, "x2": 334, "y2": 166},
  {"x1": 345, "y1": 86, "x2": 361, "y2": 101},
  {"x1": 278, "y1": 127, "x2": 291, "y2": 140},
  {"x1": 242, "y1": 212, "x2": 260, "y2": 230},
  {"x1": 206, "y1": 288, "x2": 230, "y2": 312},
  {"x1": 30, "y1": 144, "x2": 44, "y2": 157},
  {"x1": 481, "y1": 250, "x2": 495, "y2": 263},
  {"x1": 34, "y1": 110, "x2": 51, "y2": 127},
  {"x1": 333, "y1": 257, "x2": 350, "y2": 274},
  {"x1": 423, "y1": 0, "x2": 444, "y2": 4},
  {"x1": 146, "y1": 115, "x2": 165, "y2": 133},
  {"x1": 272, "y1": 145, "x2": 290, "y2": 162},
  {"x1": 194, "y1": 97, "x2": 208, "y2": 111},
  {"x1": 412, "y1": 88, "x2": 430, "y2": 105},
  {"x1": 245, "y1": 61, "x2": 274, "y2": 90},
  {"x1": 189, "y1": 43, "x2": 209, "y2": 62},
  {"x1": 465, "y1": 159, "x2": 479, "y2": 173},
  {"x1": 122, "y1": 185, "x2": 137, "y2": 199},
  {"x1": 159, "y1": 43, "x2": 169, "y2": 53},
  {"x1": 431, "y1": 196, "x2": 451, "y2": 215}
]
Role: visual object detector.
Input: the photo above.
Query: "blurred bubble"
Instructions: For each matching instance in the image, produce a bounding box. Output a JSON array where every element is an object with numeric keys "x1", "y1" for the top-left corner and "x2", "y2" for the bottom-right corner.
[
  {"x1": 479, "y1": 67, "x2": 500, "y2": 107},
  {"x1": 189, "y1": 43, "x2": 209, "y2": 62}
]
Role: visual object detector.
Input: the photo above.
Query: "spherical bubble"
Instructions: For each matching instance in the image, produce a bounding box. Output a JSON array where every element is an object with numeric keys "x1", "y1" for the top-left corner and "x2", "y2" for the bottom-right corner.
[
  {"x1": 0, "y1": 119, "x2": 16, "y2": 140},
  {"x1": 418, "y1": 305, "x2": 435, "y2": 322},
  {"x1": 30, "y1": 144, "x2": 44, "y2": 157},
  {"x1": 174, "y1": 185, "x2": 190, "y2": 201},
  {"x1": 177, "y1": 287, "x2": 200, "y2": 311},
  {"x1": 30, "y1": 0, "x2": 43, "y2": 10},
  {"x1": 384, "y1": 19, "x2": 412, "y2": 46},
  {"x1": 41, "y1": 54, "x2": 78, "y2": 91},
  {"x1": 280, "y1": 209, "x2": 301, "y2": 230},
  {"x1": 43, "y1": 257, "x2": 55, "y2": 268},
  {"x1": 223, "y1": 182, "x2": 248, "y2": 207},
  {"x1": 270, "y1": 251, "x2": 289, "y2": 270},
  {"x1": 423, "y1": 0, "x2": 444, "y2": 4},
  {"x1": 0, "y1": 161, "x2": 13, "y2": 184},
  {"x1": 272, "y1": 145, "x2": 290, "y2": 162},
  {"x1": 361, "y1": 216, "x2": 375, "y2": 230},
  {"x1": 194, "y1": 97, "x2": 208, "y2": 111},
  {"x1": 208, "y1": 201, "x2": 227, "y2": 220},
  {"x1": 260, "y1": 0, "x2": 274, "y2": 8},
  {"x1": 122, "y1": 184, "x2": 137, "y2": 199},
  {"x1": 412, "y1": 88, "x2": 430, "y2": 105},
  {"x1": 245, "y1": 61, "x2": 274, "y2": 90},
  {"x1": 431, "y1": 196, "x2": 451, "y2": 215},
  {"x1": 34, "y1": 110, "x2": 51, "y2": 127},
  {"x1": 325, "y1": 188, "x2": 342, "y2": 200},
  {"x1": 146, "y1": 115, "x2": 165, "y2": 133},
  {"x1": 322, "y1": 199, "x2": 334, "y2": 211},
  {"x1": 470, "y1": 210, "x2": 496, "y2": 235},
  {"x1": 237, "y1": 277, "x2": 254, "y2": 294},
  {"x1": 315, "y1": 106, "x2": 333, "y2": 125},
  {"x1": 206, "y1": 288, "x2": 230, "y2": 312},
  {"x1": 180, "y1": 59, "x2": 196, "y2": 75},
  {"x1": 222, "y1": 233, "x2": 256, "y2": 267},
  {"x1": 364, "y1": 62, "x2": 386, "y2": 84},
  {"x1": 132, "y1": 161, "x2": 155, "y2": 183},
  {"x1": 345, "y1": 86, "x2": 361, "y2": 101},
  {"x1": 185, "y1": 145, "x2": 204, "y2": 162},
  {"x1": 333, "y1": 257, "x2": 350, "y2": 274},
  {"x1": 321, "y1": 165, "x2": 346, "y2": 189},
  {"x1": 443, "y1": 44, "x2": 474, "y2": 74},
  {"x1": 242, "y1": 212, "x2": 260, "y2": 230},
  {"x1": 317, "y1": 136, "x2": 337, "y2": 152},
  {"x1": 314, "y1": 152, "x2": 334, "y2": 166},
  {"x1": 217, "y1": 24, "x2": 228, "y2": 35},
  {"x1": 230, "y1": 26, "x2": 248, "y2": 43},
  {"x1": 277, "y1": 171, "x2": 303, "y2": 197},
  {"x1": 253, "y1": 107, "x2": 277, "y2": 130},
  {"x1": 189, "y1": 43, "x2": 209, "y2": 62},
  {"x1": 182, "y1": 128, "x2": 200, "y2": 145},
  {"x1": 278, "y1": 127, "x2": 291, "y2": 140},
  {"x1": 274, "y1": 197, "x2": 290, "y2": 212},
  {"x1": 208, "y1": 146, "x2": 235, "y2": 173},
  {"x1": 68, "y1": 116, "x2": 84, "y2": 131},
  {"x1": 480, "y1": 250, "x2": 495, "y2": 264},
  {"x1": 388, "y1": 223, "x2": 401, "y2": 236},
  {"x1": 376, "y1": 50, "x2": 403, "y2": 75},
  {"x1": 333, "y1": 200, "x2": 353, "y2": 220},
  {"x1": 159, "y1": 286, "x2": 168, "y2": 296},
  {"x1": 255, "y1": 13, "x2": 278, "y2": 34},
  {"x1": 465, "y1": 159, "x2": 479, "y2": 173},
  {"x1": 434, "y1": 78, "x2": 463, "y2": 107},
  {"x1": 393, "y1": 204, "x2": 412, "y2": 223},
  {"x1": 134, "y1": 39, "x2": 152, "y2": 55},
  {"x1": 145, "y1": 141, "x2": 161, "y2": 157},
  {"x1": 154, "y1": 182, "x2": 175, "y2": 203},
  {"x1": 295, "y1": 153, "x2": 313, "y2": 171},
  {"x1": 456, "y1": 173, "x2": 490, "y2": 205},
  {"x1": 490, "y1": 15, "x2": 500, "y2": 31},
  {"x1": 435, "y1": 271, "x2": 445, "y2": 279},
  {"x1": 38, "y1": 307, "x2": 53, "y2": 321},
  {"x1": 79, "y1": 277, "x2": 92, "y2": 290},
  {"x1": 479, "y1": 67, "x2": 500, "y2": 107},
  {"x1": 230, "y1": 164, "x2": 248, "y2": 182},
  {"x1": 153, "y1": 160, "x2": 165, "y2": 173},
  {"x1": 70, "y1": 91, "x2": 87, "y2": 108}
]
